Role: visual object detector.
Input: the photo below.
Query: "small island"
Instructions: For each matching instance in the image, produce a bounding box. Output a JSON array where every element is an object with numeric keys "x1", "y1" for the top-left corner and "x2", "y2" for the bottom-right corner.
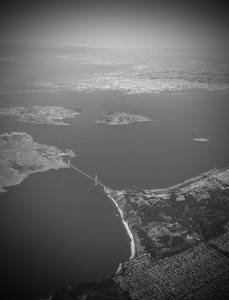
[
  {"x1": 0, "y1": 132, "x2": 75, "y2": 192},
  {"x1": 95, "y1": 112, "x2": 154, "y2": 125},
  {"x1": 0, "y1": 105, "x2": 83, "y2": 125},
  {"x1": 193, "y1": 138, "x2": 210, "y2": 142}
]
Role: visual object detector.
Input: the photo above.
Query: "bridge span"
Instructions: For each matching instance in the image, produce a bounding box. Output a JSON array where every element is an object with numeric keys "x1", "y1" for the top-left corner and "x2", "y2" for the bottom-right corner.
[{"x1": 67, "y1": 163, "x2": 107, "y2": 189}]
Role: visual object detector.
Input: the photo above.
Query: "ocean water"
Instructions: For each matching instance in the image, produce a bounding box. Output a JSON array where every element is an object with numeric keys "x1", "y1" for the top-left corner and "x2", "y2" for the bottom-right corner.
[
  {"x1": 0, "y1": 47, "x2": 229, "y2": 299},
  {"x1": 1, "y1": 90, "x2": 229, "y2": 299},
  {"x1": 0, "y1": 169, "x2": 130, "y2": 299}
]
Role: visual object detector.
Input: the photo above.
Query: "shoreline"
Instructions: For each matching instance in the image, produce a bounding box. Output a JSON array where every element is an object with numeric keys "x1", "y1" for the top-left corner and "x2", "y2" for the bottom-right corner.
[
  {"x1": 148, "y1": 166, "x2": 229, "y2": 195},
  {"x1": 104, "y1": 188, "x2": 136, "y2": 260},
  {"x1": 0, "y1": 162, "x2": 70, "y2": 193}
]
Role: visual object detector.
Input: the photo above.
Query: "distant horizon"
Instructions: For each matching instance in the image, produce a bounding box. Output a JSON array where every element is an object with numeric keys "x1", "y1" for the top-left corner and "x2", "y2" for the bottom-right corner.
[
  {"x1": 1, "y1": 42, "x2": 229, "y2": 61},
  {"x1": 1, "y1": 0, "x2": 228, "y2": 58}
]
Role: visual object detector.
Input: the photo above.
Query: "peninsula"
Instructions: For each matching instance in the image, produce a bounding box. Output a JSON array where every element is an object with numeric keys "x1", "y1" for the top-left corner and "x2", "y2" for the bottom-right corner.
[
  {"x1": 51, "y1": 167, "x2": 229, "y2": 299},
  {"x1": 0, "y1": 132, "x2": 75, "y2": 192}
]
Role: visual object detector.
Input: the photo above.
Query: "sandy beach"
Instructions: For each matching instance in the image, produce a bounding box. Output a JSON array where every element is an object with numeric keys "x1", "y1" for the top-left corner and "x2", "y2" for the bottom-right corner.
[{"x1": 105, "y1": 188, "x2": 136, "y2": 260}]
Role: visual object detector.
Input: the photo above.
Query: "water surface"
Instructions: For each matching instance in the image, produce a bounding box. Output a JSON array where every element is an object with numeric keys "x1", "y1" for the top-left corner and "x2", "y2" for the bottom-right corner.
[{"x1": 0, "y1": 89, "x2": 229, "y2": 299}]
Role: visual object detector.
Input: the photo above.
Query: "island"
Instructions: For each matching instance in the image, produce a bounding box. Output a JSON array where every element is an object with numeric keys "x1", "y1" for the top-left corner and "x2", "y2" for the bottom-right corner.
[
  {"x1": 50, "y1": 167, "x2": 229, "y2": 300},
  {"x1": 0, "y1": 132, "x2": 75, "y2": 192},
  {"x1": 0, "y1": 105, "x2": 84, "y2": 125},
  {"x1": 95, "y1": 112, "x2": 154, "y2": 125}
]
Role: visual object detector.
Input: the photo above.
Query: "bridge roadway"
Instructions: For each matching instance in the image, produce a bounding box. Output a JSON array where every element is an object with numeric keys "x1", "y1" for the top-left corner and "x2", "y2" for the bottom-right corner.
[{"x1": 67, "y1": 163, "x2": 107, "y2": 189}]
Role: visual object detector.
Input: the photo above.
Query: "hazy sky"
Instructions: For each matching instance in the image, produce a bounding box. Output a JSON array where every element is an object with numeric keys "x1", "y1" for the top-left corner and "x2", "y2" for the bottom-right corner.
[{"x1": 0, "y1": 0, "x2": 228, "y2": 52}]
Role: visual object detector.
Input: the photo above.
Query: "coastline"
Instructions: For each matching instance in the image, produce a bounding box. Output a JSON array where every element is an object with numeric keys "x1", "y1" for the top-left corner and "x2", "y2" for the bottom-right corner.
[
  {"x1": 104, "y1": 188, "x2": 136, "y2": 260},
  {"x1": 149, "y1": 167, "x2": 226, "y2": 195},
  {"x1": 0, "y1": 161, "x2": 70, "y2": 193}
]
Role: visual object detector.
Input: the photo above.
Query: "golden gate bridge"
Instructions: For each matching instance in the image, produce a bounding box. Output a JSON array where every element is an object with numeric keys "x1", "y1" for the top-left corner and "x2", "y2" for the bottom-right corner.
[{"x1": 66, "y1": 159, "x2": 107, "y2": 189}]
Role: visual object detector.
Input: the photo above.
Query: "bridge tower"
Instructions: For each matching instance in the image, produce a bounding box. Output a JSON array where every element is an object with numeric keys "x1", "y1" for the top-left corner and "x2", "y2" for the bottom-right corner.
[
  {"x1": 67, "y1": 159, "x2": 70, "y2": 166},
  {"x1": 94, "y1": 175, "x2": 98, "y2": 185}
]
